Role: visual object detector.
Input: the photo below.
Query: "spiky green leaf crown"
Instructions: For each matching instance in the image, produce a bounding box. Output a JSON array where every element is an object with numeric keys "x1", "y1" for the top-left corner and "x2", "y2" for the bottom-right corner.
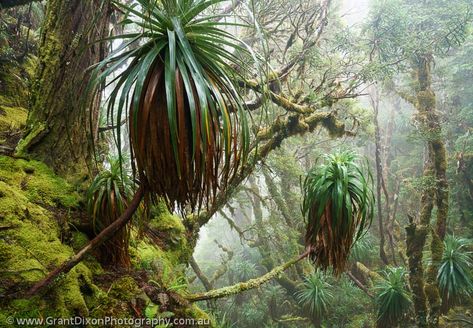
[
  {"x1": 90, "y1": 0, "x2": 252, "y2": 212},
  {"x1": 375, "y1": 267, "x2": 412, "y2": 325},
  {"x1": 302, "y1": 150, "x2": 374, "y2": 275}
]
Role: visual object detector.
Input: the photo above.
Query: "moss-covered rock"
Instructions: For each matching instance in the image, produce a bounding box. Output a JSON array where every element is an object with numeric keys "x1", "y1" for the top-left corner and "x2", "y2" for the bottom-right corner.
[
  {"x1": 0, "y1": 155, "x2": 95, "y2": 318},
  {"x1": 0, "y1": 155, "x2": 210, "y2": 326},
  {"x1": 145, "y1": 201, "x2": 193, "y2": 264}
]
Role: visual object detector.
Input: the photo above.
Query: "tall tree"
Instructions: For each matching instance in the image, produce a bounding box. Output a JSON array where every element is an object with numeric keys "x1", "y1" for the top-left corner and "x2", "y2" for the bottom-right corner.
[
  {"x1": 368, "y1": 1, "x2": 472, "y2": 326},
  {"x1": 15, "y1": 0, "x2": 111, "y2": 175}
]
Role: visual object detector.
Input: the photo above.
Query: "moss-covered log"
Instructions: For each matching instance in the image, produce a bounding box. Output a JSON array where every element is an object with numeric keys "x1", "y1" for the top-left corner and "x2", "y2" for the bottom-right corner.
[
  {"x1": 15, "y1": 0, "x2": 111, "y2": 175},
  {"x1": 186, "y1": 250, "x2": 310, "y2": 302}
]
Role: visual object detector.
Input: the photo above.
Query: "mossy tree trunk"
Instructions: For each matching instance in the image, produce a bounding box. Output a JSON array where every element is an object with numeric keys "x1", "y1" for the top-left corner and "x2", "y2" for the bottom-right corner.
[
  {"x1": 15, "y1": 0, "x2": 111, "y2": 175},
  {"x1": 406, "y1": 54, "x2": 449, "y2": 328},
  {"x1": 371, "y1": 86, "x2": 389, "y2": 265}
]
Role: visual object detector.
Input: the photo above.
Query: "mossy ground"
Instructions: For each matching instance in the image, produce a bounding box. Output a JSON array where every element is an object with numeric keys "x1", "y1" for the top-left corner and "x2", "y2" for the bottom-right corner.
[
  {"x1": 0, "y1": 155, "x2": 210, "y2": 327},
  {"x1": 0, "y1": 155, "x2": 97, "y2": 319}
]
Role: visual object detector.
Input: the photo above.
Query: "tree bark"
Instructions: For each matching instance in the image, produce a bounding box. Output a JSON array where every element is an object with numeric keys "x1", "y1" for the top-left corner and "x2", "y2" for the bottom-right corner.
[
  {"x1": 14, "y1": 0, "x2": 111, "y2": 175},
  {"x1": 371, "y1": 87, "x2": 389, "y2": 265},
  {"x1": 189, "y1": 256, "x2": 213, "y2": 292},
  {"x1": 406, "y1": 54, "x2": 449, "y2": 328}
]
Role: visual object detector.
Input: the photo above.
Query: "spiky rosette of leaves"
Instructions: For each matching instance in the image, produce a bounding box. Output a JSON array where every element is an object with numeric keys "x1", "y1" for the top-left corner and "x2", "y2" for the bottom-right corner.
[
  {"x1": 296, "y1": 271, "x2": 333, "y2": 318},
  {"x1": 375, "y1": 267, "x2": 412, "y2": 326},
  {"x1": 90, "y1": 0, "x2": 251, "y2": 212},
  {"x1": 438, "y1": 235, "x2": 473, "y2": 306},
  {"x1": 87, "y1": 156, "x2": 134, "y2": 267},
  {"x1": 302, "y1": 150, "x2": 374, "y2": 275}
]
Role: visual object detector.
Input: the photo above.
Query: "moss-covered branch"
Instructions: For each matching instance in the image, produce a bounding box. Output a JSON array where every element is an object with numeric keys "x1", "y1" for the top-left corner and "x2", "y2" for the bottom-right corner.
[
  {"x1": 185, "y1": 110, "x2": 353, "y2": 233},
  {"x1": 186, "y1": 250, "x2": 310, "y2": 302}
]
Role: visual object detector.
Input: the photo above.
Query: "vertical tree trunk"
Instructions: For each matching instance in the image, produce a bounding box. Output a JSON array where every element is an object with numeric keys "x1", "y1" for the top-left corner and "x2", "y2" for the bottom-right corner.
[
  {"x1": 406, "y1": 161, "x2": 433, "y2": 328},
  {"x1": 15, "y1": 0, "x2": 111, "y2": 175},
  {"x1": 406, "y1": 54, "x2": 448, "y2": 328},
  {"x1": 371, "y1": 87, "x2": 389, "y2": 265},
  {"x1": 415, "y1": 55, "x2": 447, "y2": 328}
]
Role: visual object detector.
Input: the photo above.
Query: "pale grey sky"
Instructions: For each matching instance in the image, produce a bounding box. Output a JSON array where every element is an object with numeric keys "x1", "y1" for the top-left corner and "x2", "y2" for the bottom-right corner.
[{"x1": 340, "y1": 0, "x2": 370, "y2": 26}]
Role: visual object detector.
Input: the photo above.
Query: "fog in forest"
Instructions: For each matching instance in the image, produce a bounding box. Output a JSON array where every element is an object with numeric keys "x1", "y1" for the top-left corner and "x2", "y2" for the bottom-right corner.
[{"x1": 0, "y1": 0, "x2": 472, "y2": 327}]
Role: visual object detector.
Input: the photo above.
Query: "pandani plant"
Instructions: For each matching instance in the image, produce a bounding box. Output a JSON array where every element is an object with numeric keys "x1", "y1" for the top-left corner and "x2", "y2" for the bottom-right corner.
[
  {"x1": 89, "y1": 0, "x2": 251, "y2": 212},
  {"x1": 375, "y1": 267, "x2": 412, "y2": 327},
  {"x1": 302, "y1": 150, "x2": 374, "y2": 275},
  {"x1": 437, "y1": 235, "x2": 473, "y2": 311},
  {"x1": 87, "y1": 156, "x2": 134, "y2": 267},
  {"x1": 296, "y1": 271, "x2": 333, "y2": 319}
]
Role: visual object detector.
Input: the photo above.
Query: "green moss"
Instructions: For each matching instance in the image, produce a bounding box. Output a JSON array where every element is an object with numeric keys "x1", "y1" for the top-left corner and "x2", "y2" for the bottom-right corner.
[
  {"x1": 108, "y1": 276, "x2": 140, "y2": 301},
  {"x1": 0, "y1": 105, "x2": 27, "y2": 131},
  {"x1": 0, "y1": 156, "x2": 92, "y2": 318},
  {"x1": 0, "y1": 156, "x2": 81, "y2": 207},
  {"x1": 147, "y1": 202, "x2": 193, "y2": 263},
  {"x1": 0, "y1": 156, "x2": 208, "y2": 321},
  {"x1": 14, "y1": 122, "x2": 47, "y2": 158},
  {"x1": 0, "y1": 64, "x2": 29, "y2": 107},
  {"x1": 70, "y1": 231, "x2": 89, "y2": 251}
]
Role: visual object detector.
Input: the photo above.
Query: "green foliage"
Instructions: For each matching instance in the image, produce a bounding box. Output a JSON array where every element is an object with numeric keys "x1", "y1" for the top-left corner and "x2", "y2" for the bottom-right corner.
[
  {"x1": 233, "y1": 261, "x2": 258, "y2": 282},
  {"x1": 302, "y1": 150, "x2": 374, "y2": 275},
  {"x1": 86, "y1": 156, "x2": 134, "y2": 266},
  {"x1": 87, "y1": 156, "x2": 134, "y2": 230},
  {"x1": 375, "y1": 267, "x2": 412, "y2": 326},
  {"x1": 327, "y1": 276, "x2": 374, "y2": 327},
  {"x1": 367, "y1": 0, "x2": 472, "y2": 67},
  {"x1": 437, "y1": 235, "x2": 473, "y2": 303},
  {"x1": 89, "y1": 0, "x2": 252, "y2": 212},
  {"x1": 296, "y1": 271, "x2": 333, "y2": 318},
  {"x1": 349, "y1": 233, "x2": 376, "y2": 263}
]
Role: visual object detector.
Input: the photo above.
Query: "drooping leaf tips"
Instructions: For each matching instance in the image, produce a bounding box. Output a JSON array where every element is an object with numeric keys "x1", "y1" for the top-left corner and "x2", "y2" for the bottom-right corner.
[{"x1": 302, "y1": 150, "x2": 374, "y2": 275}]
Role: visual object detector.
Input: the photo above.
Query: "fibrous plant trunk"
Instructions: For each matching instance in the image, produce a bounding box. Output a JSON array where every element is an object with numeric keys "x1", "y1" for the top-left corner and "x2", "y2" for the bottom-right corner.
[{"x1": 15, "y1": 0, "x2": 111, "y2": 175}]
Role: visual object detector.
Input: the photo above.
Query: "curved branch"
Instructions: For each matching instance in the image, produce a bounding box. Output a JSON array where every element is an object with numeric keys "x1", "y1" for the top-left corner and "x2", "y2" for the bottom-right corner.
[
  {"x1": 186, "y1": 249, "x2": 310, "y2": 302},
  {"x1": 189, "y1": 256, "x2": 213, "y2": 291},
  {"x1": 26, "y1": 185, "x2": 145, "y2": 296}
]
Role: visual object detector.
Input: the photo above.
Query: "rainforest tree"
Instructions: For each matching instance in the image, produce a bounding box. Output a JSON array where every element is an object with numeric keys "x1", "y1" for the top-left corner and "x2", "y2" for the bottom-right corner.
[
  {"x1": 368, "y1": 1, "x2": 472, "y2": 326},
  {"x1": 15, "y1": 0, "x2": 112, "y2": 174},
  {"x1": 1, "y1": 0, "x2": 472, "y2": 327}
]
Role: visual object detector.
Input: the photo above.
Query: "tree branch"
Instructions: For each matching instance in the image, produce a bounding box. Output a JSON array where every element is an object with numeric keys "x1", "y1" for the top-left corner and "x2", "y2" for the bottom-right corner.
[
  {"x1": 26, "y1": 185, "x2": 145, "y2": 296},
  {"x1": 347, "y1": 271, "x2": 374, "y2": 299},
  {"x1": 189, "y1": 256, "x2": 213, "y2": 291},
  {"x1": 186, "y1": 249, "x2": 310, "y2": 302}
]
